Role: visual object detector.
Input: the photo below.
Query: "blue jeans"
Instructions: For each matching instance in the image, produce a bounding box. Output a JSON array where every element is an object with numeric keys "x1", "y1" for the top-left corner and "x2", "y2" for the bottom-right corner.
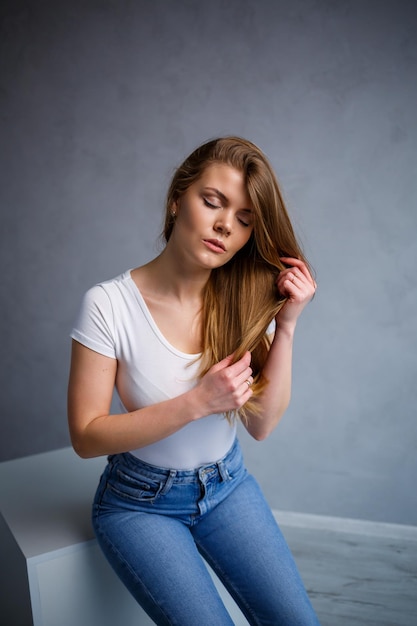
[{"x1": 92, "y1": 438, "x2": 320, "y2": 626}]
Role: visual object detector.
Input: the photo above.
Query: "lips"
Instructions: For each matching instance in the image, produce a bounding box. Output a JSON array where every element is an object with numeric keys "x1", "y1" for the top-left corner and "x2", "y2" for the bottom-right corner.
[{"x1": 203, "y1": 238, "x2": 226, "y2": 253}]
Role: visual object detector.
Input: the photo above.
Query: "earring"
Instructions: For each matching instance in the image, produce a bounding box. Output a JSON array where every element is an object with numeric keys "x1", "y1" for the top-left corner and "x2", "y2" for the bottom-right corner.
[{"x1": 171, "y1": 210, "x2": 176, "y2": 218}]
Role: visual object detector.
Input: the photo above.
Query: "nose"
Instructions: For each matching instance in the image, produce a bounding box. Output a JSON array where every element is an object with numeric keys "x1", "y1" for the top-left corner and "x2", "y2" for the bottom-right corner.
[{"x1": 214, "y1": 211, "x2": 232, "y2": 236}]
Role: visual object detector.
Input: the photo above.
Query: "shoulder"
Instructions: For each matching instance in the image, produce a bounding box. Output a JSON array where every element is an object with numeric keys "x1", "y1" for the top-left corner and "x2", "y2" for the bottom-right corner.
[
  {"x1": 82, "y1": 270, "x2": 133, "y2": 309},
  {"x1": 71, "y1": 270, "x2": 133, "y2": 358},
  {"x1": 74, "y1": 269, "x2": 135, "y2": 330}
]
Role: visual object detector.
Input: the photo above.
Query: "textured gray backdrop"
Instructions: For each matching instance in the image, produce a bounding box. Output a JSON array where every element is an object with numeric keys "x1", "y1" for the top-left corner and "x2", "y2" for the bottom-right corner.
[{"x1": 1, "y1": 0, "x2": 416, "y2": 525}]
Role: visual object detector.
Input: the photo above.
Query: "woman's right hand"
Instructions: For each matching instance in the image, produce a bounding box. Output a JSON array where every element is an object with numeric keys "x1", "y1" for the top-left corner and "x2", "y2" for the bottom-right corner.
[
  {"x1": 194, "y1": 351, "x2": 254, "y2": 416},
  {"x1": 68, "y1": 342, "x2": 253, "y2": 459}
]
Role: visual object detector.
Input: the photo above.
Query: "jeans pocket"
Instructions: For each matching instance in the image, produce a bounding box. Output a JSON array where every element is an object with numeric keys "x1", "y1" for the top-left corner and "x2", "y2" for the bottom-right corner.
[{"x1": 107, "y1": 466, "x2": 164, "y2": 503}]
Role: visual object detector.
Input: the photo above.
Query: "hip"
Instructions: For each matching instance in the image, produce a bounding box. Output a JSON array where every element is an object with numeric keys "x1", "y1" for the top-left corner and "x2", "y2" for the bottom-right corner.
[{"x1": 92, "y1": 437, "x2": 247, "y2": 524}]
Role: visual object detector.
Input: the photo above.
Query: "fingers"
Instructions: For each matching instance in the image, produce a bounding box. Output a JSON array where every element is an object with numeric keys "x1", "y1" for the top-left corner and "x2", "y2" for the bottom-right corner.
[
  {"x1": 280, "y1": 257, "x2": 315, "y2": 285},
  {"x1": 205, "y1": 351, "x2": 253, "y2": 412},
  {"x1": 277, "y1": 267, "x2": 306, "y2": 291},
  {"x1": 211, "y1": 350, "x2": 251, "y2": 374},
  {"x1": 280, "y1": 257, "x2": 307, "y2": 272},
  {"x1": 209, "y1": 352, "x2": 235, "y2": 374},
  {"x1": 221, "y1": 352, "x2": 253, "y2": 392},
  {"x1": 278, "y1": 257, "x2": 317, "y2": 297}
]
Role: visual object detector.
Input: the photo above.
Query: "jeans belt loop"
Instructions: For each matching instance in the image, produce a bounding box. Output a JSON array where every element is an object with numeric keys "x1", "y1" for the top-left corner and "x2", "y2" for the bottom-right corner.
[
  {"x1": 160, "y1": 469, "x2": 177, "y2": 496},
  {"x1": 217, "y1": 460, "x2": 231, "y2": 482}
]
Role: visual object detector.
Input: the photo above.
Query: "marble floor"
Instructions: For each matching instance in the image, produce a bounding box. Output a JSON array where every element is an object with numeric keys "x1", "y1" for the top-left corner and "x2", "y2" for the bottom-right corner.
[{"x1": 275, "y1": 511, "x2": 417, "y2": 626}]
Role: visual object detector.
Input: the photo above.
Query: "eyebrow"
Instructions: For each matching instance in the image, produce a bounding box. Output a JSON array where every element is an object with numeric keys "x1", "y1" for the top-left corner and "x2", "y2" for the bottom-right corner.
[{"x1": 203, "y1": 187, "x2": 253, "y2": 212}]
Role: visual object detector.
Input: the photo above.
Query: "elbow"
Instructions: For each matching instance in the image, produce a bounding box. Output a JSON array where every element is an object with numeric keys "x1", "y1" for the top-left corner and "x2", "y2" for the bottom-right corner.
[
  {"x1": 68, "y1": 412, "x2": 104, "y2": 459},
  {"x1": 73, "y1": 447, "x2": 92, "y2": 460},
  {"x1": 254, "y1": 430, "x2": 270, "y2": 442},
  {"x1": 249, "y1": 426, "x2": 273, "y2": 442},
  {"x1": 69, "y1": 428, "x2": 96, "y2": 459},
  {"x1": 70, "y1": 437, "x2": 90, "y2": 459},
  {"x1": 245, "y1": 419, "x2": 274, "y2": 442},
  {"x1": 72, "y1": 443, "x2": 98, "y2": 460},
  {"x1": 245, "y1": 407, "x2": 288, "y2": 441}
]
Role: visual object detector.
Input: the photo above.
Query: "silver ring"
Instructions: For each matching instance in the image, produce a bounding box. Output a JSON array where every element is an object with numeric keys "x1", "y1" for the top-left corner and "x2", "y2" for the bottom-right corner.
[{"x1": 245, "y1": 379, "x2": 252, "y2": 387}]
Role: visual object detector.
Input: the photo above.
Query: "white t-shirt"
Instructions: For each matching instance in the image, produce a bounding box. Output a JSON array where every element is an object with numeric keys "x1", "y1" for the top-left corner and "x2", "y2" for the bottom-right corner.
[{"x1": 71, "y1": 270, "x2": 236, "y2": 469}]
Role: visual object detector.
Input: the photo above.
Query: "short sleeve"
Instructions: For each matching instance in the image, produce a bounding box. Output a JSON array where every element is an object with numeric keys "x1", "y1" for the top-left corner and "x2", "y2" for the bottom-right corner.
[{"x1": 70, "y1": 285, "x2": 116, "y2": 358}]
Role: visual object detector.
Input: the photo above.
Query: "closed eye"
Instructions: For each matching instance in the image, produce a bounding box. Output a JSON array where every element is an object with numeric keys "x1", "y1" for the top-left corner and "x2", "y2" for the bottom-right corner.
[
  {"x1": 203, "y1": 195, "x2": 253, "y2": 227},
  {"x1": 237, "y1": 210, "x2": 253, "y2": 228},
  {"x1": 203, "y1": 197, "x2": 221, "y2": 209}
]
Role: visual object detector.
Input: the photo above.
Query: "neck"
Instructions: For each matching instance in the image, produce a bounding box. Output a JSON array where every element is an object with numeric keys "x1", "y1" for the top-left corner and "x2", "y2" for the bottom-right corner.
[{"x1": 139, "y1": 248, "x2": 210, "y2": 304}]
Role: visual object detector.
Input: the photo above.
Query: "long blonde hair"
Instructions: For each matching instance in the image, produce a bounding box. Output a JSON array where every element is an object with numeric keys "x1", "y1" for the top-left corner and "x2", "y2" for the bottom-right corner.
[{"x1": 164, "y1": 137, "x2": 309, "y2": 422}]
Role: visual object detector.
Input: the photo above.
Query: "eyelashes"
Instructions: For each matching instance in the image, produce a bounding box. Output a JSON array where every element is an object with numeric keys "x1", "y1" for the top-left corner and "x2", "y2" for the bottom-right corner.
[
  {"x1": 203, "y1": 197, "x2": 221, "y2": 209},
  {"x1": 203, "y1": 197, "x2": 251, "y2": 227}
]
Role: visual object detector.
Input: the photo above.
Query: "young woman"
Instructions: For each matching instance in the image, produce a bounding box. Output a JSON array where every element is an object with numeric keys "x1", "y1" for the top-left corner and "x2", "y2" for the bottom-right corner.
[{"x1": 68, "y1": 137, "x2": 320, "y2": 625}]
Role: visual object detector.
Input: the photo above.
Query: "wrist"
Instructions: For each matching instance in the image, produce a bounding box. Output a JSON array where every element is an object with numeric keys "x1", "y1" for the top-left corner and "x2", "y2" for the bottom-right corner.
[
  {"x1": 273, "y1": 321, "x2": 296, "y2": 341},
  {"x1": 184, "y1": 386, "x2": 208, "y2": 421}
]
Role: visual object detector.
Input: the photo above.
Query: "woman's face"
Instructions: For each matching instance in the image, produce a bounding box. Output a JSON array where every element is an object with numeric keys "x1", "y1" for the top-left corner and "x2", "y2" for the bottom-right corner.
[{"x1": 170, "y1": 163, "x2": 254, "y2": 271}]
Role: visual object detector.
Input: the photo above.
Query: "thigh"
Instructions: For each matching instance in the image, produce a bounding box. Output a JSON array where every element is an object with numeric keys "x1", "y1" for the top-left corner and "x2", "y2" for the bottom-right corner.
[
  {"x1": 93, "y1": 508, "x2": 234, "y2": 626},
  {"x1": 192, "y1": 474, "x2": 321, "y2": 626}
]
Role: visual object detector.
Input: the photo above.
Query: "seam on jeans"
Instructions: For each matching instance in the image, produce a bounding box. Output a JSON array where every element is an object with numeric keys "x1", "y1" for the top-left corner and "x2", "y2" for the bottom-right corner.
[
  {"x1": 195, "y1": 541, "x2": 261, "y2": 626},
  {"x1": 189, "y1": 464, "x2": 247, "y2": 527},
  {"x1": 94, "y1": 524, "x2": 174, "y2": 626}
]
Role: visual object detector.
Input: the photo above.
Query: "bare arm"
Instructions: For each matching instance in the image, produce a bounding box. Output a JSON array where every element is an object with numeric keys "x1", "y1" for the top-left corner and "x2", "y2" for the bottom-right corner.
[
  {"x1": 67, "y1": 340, "x2": 254, "y2": 458},
  {"x1": 244, "y1": 257, "x2": 317, "y2": 441}
]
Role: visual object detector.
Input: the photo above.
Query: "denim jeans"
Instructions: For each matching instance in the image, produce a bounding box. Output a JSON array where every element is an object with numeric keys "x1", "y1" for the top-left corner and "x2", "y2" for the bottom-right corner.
[{"x1": 92, "y1": 438, "x2": 320, "y2": 626}]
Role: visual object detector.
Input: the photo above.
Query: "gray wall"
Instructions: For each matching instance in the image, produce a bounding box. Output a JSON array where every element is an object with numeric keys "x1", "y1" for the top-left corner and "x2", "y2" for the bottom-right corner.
[{"x1": 1, "y1": 0, "x2": 416, "y2": 525}]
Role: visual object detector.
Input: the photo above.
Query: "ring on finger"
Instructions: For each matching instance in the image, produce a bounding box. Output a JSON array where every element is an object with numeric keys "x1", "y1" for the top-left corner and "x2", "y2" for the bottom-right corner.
[{"x1": 245, "y1": 378, "x2": 253, "y2": 388}]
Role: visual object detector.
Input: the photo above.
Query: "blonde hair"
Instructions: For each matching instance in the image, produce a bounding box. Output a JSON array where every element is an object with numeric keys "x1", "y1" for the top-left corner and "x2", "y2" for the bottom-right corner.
[{"x1": 164, "y1": 137, "x2": 309, "y2": 422}]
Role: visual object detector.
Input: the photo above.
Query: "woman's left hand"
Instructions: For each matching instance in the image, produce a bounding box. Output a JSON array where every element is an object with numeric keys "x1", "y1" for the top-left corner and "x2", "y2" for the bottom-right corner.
[{"x1": 275, "y1": 257, "x2": 317, "y2": 329}]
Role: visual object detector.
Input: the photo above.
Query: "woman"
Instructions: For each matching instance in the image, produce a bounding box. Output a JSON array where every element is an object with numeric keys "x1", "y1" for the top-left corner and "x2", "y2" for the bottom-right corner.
[{"x1": 68, "y1": 136, "x2": 320, "y2": 625}]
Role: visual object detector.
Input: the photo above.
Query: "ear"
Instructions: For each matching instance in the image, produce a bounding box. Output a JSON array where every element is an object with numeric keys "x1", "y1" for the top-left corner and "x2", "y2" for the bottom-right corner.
[{"x1": 170, "y1": 198, "x2": 180, "y2": 217}]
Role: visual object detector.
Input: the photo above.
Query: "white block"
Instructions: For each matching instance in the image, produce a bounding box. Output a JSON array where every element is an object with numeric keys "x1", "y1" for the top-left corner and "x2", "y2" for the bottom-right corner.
[{"x1": 0, "y1": 448, "x2": 249, "y2": 626}]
